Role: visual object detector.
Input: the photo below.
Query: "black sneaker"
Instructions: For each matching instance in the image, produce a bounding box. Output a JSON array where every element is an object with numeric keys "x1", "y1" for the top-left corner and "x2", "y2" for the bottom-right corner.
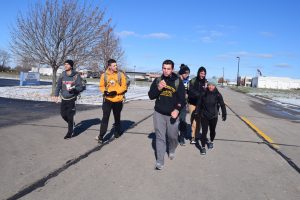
[
  {"x1": 64, "y1": 132, "x2": 72, "y2": 139},
  {"x1": 200, "y1": 147, "x2": 206, "y2": 155},
  {"x1": 207, "y1": 142, "x2": 214, "y2": 149},
  {"x1": 114, "y1": 133, "x2": 120, "y2": 138}
]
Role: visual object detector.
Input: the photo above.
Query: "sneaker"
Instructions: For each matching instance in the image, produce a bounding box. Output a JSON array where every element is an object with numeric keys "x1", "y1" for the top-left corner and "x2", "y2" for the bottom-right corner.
[
  {"x1": 114, "y1": 133, "x2": 120, "y2": 138},
  {"x1": 200, "y1": 147, "x2": 206, "y2": 155},
  {"x1": 207, "y1": 142, "x2": 214, "y2": 149},
  {"x1": 190, "y1": 137, "x2": 196, "y2": 144},
  {"x1": 95, "y1": 136, "x2": 104, "y2": 144},
  {"x1": 64, "y1": 132, "x2": 72, "y2": 139},
  {"x1": 169, "y1": 153, "x2": 175, "y2": 160},
  {"x1": 179, "y1": 141, "x2": 186, "y2": 146},
  {"x1": 155, "y1": 162, "x2": 164, "y2": 170}
]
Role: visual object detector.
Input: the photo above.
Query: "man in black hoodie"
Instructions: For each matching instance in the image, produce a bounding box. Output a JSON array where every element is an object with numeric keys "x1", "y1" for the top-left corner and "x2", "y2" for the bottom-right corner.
[
  {"x1": 148, "y1": 59, "x2": 186, "y2": 170},
  {"x1": 188, "y1": 66, "x2": 207, "y2": 144},
  {"x1": 53, "y1": 60, "x2": 84, "y2": 139}
]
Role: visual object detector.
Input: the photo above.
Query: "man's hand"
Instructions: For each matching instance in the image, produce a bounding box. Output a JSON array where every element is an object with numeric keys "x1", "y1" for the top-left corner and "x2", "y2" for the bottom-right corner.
[
  {"x1": 158, "y1": 80, "x2": 167, "y2": 91},
  {"x1": 171, "y1": 109, "x2": 179, "y2": 119},
  {"x1": 222, "y1": 114, "x2": 227, "y2": 121},
  {"x1": 52, "y1": 96, "x2": 59, "y2": 103}
]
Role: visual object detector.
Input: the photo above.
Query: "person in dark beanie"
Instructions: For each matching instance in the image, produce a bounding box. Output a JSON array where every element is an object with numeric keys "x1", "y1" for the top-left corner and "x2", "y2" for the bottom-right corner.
[
  {"x1": 53, "y1": 60, "x2": 84, "y2": 139},
  {"x1": 178, "y1": 64, "x2": 190, "y2": 146},
  {"x1": 148, "y1": 59, "x2": 186, "y2": 170},
  {"x1": 188, "y1": 66, "x2": 207, "y2": 144},
  {"x1": 195, "y1": 79, "x2": 226, "y2": 155}
]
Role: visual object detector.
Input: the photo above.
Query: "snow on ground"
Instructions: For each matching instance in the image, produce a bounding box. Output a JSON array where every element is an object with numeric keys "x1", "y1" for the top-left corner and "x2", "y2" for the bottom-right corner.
[
  {"x1": 248, "y1": 92, "x2": 300, "y2": 107},
  {"x1": 0, "y1": 84, "x2": 150, "y2": 105}
]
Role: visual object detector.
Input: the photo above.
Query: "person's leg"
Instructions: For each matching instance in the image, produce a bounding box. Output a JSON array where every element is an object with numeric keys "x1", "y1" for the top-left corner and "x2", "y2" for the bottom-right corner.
[
  {"x1": 178, "y1": 106, "x2": 187, "y2": 145},
  {"x1": 200, "y1": 117, "x2": 209, "y2": 147},
  {"x1": 167, "y1": 116, "x2": 179, "y2": 158},
  {"x1": 112, "y1": 102, "x2": 123, "y2": 137},
  {"x1": 209, "y1": 118, "x2": 218, "y2": 142},
  {"x1": 189, "y1": 104, "x2": 196, "y2": 143},
  {"x1": 66, "y1": 99, "x2": 76, "y2": 134},
  {"x1": 60, "y1": 100, "x2": 68, "y2": 122},
  {"x1": 98, "y1": 100, "x2": 112, "y2": 140},
  {"x1": 153, "y1": 111, "x2": 167, "y2": 167}
]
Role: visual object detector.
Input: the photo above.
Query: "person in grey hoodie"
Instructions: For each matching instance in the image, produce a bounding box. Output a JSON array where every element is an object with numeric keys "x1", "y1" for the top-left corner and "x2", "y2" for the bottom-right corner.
[{"x1": 53, "y1": 60, "x2": 84, "y2": 139}]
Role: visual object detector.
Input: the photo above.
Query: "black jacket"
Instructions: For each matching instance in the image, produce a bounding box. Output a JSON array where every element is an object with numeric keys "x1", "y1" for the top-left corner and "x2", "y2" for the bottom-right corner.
[
  {"x1": 198, "y1": 88, "x2": 227, "y2": 120},
  {"x1": 148, "y1": 73, "x2": 186, "y2": 116},
  {"x1": 188, "y1": 68, "x2": 207, "y2": 105},
  {"x1": 55, "y1": 70, "x2": 83, "y2": 100}
]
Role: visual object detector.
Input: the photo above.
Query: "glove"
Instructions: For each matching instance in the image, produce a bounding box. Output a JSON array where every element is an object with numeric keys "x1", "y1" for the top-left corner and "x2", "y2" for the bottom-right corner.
[
  {"x1": 222, "y1": 114, "x2": 227, "y2": 121},
  {"x1": 104, "y1": 91, "x2": 117, "y2": 97}
]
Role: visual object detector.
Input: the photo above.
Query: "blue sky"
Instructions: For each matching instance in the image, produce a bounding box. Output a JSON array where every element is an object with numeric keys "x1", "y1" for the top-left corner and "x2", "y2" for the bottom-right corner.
[{"x1": 1, "y1": 0, "x2": 300, "y2": 79}]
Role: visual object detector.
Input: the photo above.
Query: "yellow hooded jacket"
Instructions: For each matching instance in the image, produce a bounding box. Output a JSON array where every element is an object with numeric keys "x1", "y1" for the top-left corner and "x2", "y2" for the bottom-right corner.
[{"x1": 99, "y1": 70, "x2": 127, "y2": 102}]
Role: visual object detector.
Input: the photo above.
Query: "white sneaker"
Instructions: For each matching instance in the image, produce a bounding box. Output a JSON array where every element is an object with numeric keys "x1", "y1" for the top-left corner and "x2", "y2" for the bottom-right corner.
[
  {"x1": 169, "y1": 153, "x2": 175, "y2": 160},
  {"x1": 155, "y1": 162, "x2": 164, "y2": 170}
]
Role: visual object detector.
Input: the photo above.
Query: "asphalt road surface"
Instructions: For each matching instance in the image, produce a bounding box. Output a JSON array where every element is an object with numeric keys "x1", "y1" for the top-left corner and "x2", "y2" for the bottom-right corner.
[{"x1": 0, "y1": 88, "x2": 299, "y2": 200}]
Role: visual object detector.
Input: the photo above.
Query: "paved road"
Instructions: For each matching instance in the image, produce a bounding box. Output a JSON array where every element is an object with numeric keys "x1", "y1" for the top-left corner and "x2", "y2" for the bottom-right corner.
[{"x1": 0, "y1": 89, "x2": 299, "y2": 200}]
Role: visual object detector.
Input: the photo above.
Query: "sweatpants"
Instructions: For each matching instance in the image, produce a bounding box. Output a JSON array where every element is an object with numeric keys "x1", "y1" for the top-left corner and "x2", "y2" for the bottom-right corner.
[
  {"x1": 60, "y1": 98, "x2": 76, "y2": 134},
  {"x1": 200, "y1": 117, "x2": 218, "y2": 147},
  {"x1": 99, "y1": 100, "x2": 123, "y2": 139},
  {"x1": 189, "y1": 104, "x2": 201, "y2": 139},
  {"x1": 153, "y1": 111, "x2": 179, "y2": 165}
]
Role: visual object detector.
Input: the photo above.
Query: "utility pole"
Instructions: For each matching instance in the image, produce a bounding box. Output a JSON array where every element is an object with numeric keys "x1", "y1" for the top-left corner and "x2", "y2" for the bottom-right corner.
[
  {"x1": 236, "y1": 56, "x2": 240, "y2": 87},
  {"x1": 222, "y1": 67, "x2": 224, "y2": 86}
]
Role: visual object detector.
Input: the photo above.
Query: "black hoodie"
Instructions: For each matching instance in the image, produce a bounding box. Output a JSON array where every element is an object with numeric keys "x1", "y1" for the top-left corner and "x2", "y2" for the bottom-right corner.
[
  {"x1": 197, "y1": 88, "x2": 226, "y2": 120},
  {"x1": 188, "y1": 67, "x2": 207, "y2": 105},
  {"x1": 148, "y1": 72, "x2": 186, "y2": 116}
]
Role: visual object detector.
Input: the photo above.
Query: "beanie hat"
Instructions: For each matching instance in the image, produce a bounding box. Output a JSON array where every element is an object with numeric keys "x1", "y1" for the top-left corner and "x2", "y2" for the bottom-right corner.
[
  {"x1": 207, "y1": 79, "x2": 218, "y2": 86},
  {"x1": 65, "y1": 60, "x2": 74, "y2": 68},
  {"x1": 178, "y1": 64, "x2": 190, "y2": 75}
]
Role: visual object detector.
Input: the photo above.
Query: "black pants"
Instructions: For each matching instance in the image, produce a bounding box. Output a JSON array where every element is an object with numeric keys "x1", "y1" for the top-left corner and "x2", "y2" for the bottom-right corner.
[
  {"x1": 61, "y1": 99, "x2": 76, "y2": 134},
  {"x1": 200, "y1": 117, "x2": 218, "y2": 147},
  {"x1": 99, "y1": 100, "x2": 123, "y2": 139}
]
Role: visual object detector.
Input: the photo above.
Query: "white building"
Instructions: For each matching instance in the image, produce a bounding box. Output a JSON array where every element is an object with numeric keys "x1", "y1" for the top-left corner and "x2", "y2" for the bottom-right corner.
[
  {"x1": 31, "y1": 67, "x2": 64, "y2": 76},
  {"x1": 252, "y1": 76, "x2": 300, "y2": 89}
]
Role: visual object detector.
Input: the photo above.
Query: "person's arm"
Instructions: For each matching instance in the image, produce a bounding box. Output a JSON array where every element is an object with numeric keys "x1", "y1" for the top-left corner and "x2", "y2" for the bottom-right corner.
[
  {"x1": 174, "y1": 79, "x2": 186, "y2": 112},
  {"x1": 148, "y1": 78, "x2": 161, "y2": 100},
  {"x1": 72, "y1": 74, "x2": 83, "y2": 93},
  {"x1": 115, "y1": 73, "x2": 127, "y2": 95},
  {"x1": 218, "y1": 93, "x2": 227, "y2": 121},
  {"x1": 54, "y1": 75, "x2": 62, "y2": 97},
  {"x1": 99, "y1": 73, "x2": 105, "y2": 93}
]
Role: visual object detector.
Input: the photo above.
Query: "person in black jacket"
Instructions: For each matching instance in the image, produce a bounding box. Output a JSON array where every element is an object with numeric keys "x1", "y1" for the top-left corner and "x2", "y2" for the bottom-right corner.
[
  {"x1": 188, "y1": 66, "x2": 207, "y2": 144},
  {"x1": 53, "y1": 60, "x2": 84, "y2": 139},
  {"x1": 148, "y1": 59, "x2": 186, "y2": 170},
  {"x1": 195, "y1": 80, "x2": 226, "y2": 155}
]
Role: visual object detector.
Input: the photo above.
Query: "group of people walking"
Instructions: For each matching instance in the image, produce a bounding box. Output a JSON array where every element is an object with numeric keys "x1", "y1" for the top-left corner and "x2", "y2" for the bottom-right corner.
[{"x1": 53, "y1": 58, "x2": 227, "y2": 170}]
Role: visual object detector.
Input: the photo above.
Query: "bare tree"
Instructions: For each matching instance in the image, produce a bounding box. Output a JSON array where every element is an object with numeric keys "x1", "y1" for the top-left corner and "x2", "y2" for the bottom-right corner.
[
  {"x1": 10, "y1": 0, "x2": 110, "y2": 94},
  {"x1": 0, "y1": 49, "x2": 11, "y2": 69},
  {"x1": 96, "y1": 26, "x2": 125, "y2": 70}
]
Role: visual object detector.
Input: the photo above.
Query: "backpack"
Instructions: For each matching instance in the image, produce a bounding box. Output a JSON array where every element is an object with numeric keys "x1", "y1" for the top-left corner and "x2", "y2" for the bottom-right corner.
[
  {"x1": 104, "y1": 71, "x2": 129, "y2": 95},
  {"x1": 155, "y1": 76, "x2": 180, "y2": 91}
]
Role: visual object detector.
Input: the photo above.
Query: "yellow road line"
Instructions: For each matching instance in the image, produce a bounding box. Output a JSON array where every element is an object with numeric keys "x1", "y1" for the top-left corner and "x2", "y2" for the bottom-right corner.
[{"x1": 240, "y1": 116, "x2": 279, "y2": 149}]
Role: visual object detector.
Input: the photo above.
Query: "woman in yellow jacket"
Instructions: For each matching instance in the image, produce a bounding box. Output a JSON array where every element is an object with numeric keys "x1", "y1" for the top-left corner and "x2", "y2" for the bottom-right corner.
[{"x1": 96, "y1": 59, "x2": 127, "y2": 143}]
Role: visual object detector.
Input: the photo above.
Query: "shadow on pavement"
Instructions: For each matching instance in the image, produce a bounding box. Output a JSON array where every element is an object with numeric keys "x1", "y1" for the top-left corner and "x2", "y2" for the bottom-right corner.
[
  {"x1": 73, "y1": 118, "x2": 101, "y2": 137},
  {"x1": 148, "y1": 132, "x2": 156, "y2": 160}
]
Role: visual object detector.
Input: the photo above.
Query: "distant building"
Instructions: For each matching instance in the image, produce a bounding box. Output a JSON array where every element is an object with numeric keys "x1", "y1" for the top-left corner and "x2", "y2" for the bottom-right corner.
[
  {"x1": 240, "y1": 76, "x2": 253, "y2": 87},
  {"x1": 252, "y1": 76, "x2": 300, "y2": 89},
  {"x1": 31, "y1": 67, "x2": 64, "y2": 76}
]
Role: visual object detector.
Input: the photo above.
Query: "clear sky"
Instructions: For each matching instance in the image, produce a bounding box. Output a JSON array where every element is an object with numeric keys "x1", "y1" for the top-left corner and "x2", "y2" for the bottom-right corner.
[{"x1": 1, "y1": 0, "x2": 300, "y2": 79}]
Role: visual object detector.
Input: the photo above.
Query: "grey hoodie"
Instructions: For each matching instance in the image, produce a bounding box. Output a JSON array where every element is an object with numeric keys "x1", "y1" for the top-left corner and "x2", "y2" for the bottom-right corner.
[{"x1": 55, "y1": 70, "x2": 83, "y2": 100}]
